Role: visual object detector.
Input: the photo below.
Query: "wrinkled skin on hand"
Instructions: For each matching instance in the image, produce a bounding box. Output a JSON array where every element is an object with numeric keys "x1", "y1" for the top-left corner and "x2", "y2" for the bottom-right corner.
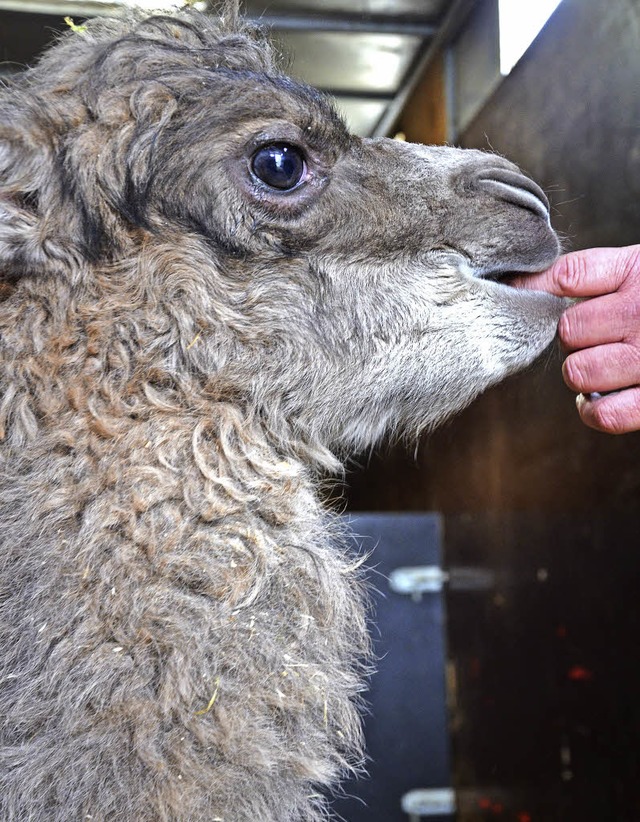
[{"x1": 513, "y1": 245, "x2": 640, "y2": 434}]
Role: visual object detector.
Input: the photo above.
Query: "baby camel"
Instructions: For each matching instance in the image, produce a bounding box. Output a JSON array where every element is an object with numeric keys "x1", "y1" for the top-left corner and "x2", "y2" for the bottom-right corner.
[{"x1": 0, "y1": 8, "x2": 562, "y2": 821}]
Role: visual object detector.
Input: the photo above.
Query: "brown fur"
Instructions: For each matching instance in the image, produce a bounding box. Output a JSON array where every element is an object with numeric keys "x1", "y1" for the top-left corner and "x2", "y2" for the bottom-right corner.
[{"x1": 0, "y1": 7, "x2": 563, "y2": 820}]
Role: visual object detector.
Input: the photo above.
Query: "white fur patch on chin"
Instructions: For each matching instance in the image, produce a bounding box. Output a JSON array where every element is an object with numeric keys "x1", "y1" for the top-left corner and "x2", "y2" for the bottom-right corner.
[
  {"x1": 472, "y1": 328, "x2": 506, "y2": 381},
  {"x1": 340, "y1": 410, "x2": 394, "y2": 451}
]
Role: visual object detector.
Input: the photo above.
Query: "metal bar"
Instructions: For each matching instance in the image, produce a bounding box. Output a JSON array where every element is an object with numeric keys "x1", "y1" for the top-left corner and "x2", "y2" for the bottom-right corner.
[
  {"x1": 247, "y1": 13, "x2": 437, "y2": 38},
  {"x1": 322, "y1": 88, "x2": 395, "y2": 102},
  {"x1": 372, "y1": 0, "x2": 481, "y2": 138},
  {"x1": 444, "y1": 45, "x2": 457, "y2": 143},
  {"x1": 0, "y1": 0, "x2": 437, "y2": 37},
  {"x1": 0, "y1": 0, "x2": 140, "y2": 15}
]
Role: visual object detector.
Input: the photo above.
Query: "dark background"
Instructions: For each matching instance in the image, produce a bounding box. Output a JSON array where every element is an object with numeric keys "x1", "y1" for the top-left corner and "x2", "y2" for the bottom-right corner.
[{"x1": 349, "y1": 0, "x2": 640, "y2": 818}]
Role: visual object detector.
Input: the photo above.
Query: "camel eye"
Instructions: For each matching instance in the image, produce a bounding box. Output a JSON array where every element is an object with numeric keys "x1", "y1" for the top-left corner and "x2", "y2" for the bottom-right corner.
[{"x1": 251, "y1": 143, "x2": 306, "y2": 191}]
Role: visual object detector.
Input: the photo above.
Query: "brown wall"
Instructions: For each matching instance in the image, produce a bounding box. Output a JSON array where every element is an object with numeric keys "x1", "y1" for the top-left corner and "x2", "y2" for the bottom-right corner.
[{"x1": 398, "y1": 50, "x2": 448, "y2": 145}]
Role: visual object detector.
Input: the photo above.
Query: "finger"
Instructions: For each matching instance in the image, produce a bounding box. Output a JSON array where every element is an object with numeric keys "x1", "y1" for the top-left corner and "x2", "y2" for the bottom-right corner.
[
  {"x1": 576, "y1": 388, "x2": 640, "y2": 434},
  {"x1": 512, "y1": 245, "x2": 640, "y2": 297},
  {"x1": 562, "y1": 342, "x2": 640, "y2": 394},
  {"x1": 558, "y1": 291, "x2": 638, "y2": 351}
]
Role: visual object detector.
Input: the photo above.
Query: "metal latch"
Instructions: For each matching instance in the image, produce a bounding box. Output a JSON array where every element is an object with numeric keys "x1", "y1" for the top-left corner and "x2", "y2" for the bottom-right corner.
[
  {"x1": 389, "y1": 565, "x2": 448, "y2": 599},
  {"x1": 389, "y1": 565, "x2": 495, "y2": 600},
  {"x1": 401, "y1": 788, "x2": 456, "y2": 819}
]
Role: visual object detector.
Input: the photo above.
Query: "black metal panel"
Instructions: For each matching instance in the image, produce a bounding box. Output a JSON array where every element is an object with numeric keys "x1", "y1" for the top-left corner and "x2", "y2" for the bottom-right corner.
[
  {"x1": 446, "y1": 512, "x2": 640, "y2": 821},
  {"x1": 332, "y1": 512, "x2": 452, "y2": 822}
]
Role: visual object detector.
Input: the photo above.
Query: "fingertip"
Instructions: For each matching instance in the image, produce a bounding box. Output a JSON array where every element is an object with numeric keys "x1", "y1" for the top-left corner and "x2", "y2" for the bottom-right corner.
[
  {"x1": 562, "y1": 354, "x2": 586, "y2": 394},
  {"x1": 575, "y1": 392, "x2": 613, "y2": 433},
  {"x1": 510, "y1": 268, "x2": 563, "y2": 294},
  {"x1": 516, "y1": 244, "x2": 640, "y2": 297},
  {"x1": 576, "y1": 390, "x2": 640, "y2": 434}
]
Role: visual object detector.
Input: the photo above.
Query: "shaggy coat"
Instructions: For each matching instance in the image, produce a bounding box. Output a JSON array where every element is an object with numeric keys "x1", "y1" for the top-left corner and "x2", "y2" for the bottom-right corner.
[{"x1": 0, "y1": 8, "x2": 562, "y2": 821}]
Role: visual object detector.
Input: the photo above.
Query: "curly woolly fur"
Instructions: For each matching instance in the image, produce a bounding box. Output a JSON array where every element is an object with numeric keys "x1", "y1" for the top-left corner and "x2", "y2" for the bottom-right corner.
[{"x1": 0, "y1": 5, "x2": 563, "y2": 821}]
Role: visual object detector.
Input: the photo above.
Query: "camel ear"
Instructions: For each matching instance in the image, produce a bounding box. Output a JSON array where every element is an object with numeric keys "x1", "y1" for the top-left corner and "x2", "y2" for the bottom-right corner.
[
  {"x1": 0, "y1": 194, "x2": 45, "y2": 279},
  {"x1": 0, "y1": 131, "x2": 82, "y2": 280}
]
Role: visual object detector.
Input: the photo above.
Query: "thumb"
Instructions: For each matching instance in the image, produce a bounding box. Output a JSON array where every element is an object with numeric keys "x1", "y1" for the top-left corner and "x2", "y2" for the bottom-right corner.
[{"x1": 512, "y1": 246, "x2": 640, "y2": 297}]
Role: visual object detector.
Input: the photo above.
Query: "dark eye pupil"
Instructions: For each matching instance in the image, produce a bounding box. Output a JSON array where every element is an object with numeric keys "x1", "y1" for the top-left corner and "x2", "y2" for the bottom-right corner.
[{"x1": 251, "y1": 144, "x2": 305, "y2": 190}]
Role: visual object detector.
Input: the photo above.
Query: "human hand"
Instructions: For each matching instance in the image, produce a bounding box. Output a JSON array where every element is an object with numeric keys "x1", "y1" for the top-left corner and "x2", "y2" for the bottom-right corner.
[{"x1": 512, "y1": 245, "x2": 640, "y2": 434}]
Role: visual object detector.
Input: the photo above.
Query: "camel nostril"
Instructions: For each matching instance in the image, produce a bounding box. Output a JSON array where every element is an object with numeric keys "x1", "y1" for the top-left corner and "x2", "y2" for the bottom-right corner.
[{"x1": 476, "y1": 168, "x2": 550, "y2": 221}]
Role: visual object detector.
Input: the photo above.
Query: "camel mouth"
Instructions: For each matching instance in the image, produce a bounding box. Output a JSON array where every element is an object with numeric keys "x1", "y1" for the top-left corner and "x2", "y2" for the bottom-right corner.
[
  {"x1": 479, "y1": 267, "x2": 555, "y2": 288},
  {"x1": 478, "y1": 269, "x2": 519, "y2": 286}
]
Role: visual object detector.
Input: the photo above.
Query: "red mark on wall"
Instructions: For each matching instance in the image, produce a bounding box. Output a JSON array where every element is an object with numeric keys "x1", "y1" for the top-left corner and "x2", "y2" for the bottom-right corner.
[{"x1": 567, "y1": 665, "x2": 593, "y2": 682}]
